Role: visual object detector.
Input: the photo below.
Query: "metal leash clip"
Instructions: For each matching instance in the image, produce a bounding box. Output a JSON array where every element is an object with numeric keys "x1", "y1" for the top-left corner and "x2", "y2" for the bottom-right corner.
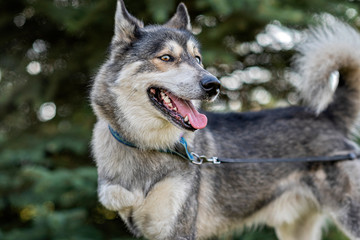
[{"x1": 191, "y1": 152, "x2": 221, "y2": 165}]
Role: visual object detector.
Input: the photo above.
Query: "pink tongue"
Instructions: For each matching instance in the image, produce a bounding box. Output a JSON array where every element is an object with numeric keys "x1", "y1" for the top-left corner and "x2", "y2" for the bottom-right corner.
[{"x1": 167, "y1": 93, "x2": 208, "y2": 129}]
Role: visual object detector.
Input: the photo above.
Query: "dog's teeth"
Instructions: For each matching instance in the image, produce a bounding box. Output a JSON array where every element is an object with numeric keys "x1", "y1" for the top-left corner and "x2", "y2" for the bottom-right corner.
[
  {"x1": 164, "y1": 96, "x2": 171, "y2": 103},
  {"x1": 173, "y1": 107, "x2": 177, "y2": 111},
  {"x1": 184, "y1": 116, "x2": 189, "y2": 122},
  {"x1": 160, "y1": 92, "x2": 165, "y2": 98},
  {"x1": 168, "y1": 103, "x2": 173, "y2": 108},
  {"x1": 150, "y1": 88, "x2": 156, "y2": 95}
]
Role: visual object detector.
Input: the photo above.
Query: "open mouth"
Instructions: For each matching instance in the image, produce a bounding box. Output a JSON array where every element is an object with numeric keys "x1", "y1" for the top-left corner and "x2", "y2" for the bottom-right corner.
[{"x1": 147, "y1": 87, "x2": 208, "y2": 131}]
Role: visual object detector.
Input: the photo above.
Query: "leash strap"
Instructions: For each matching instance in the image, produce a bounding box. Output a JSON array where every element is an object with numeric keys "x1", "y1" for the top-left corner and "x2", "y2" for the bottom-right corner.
[
  {"x1": 188, "y1": 152, "x2": 358, "y2": 165},
  {"x1": 216, "y1": 153, "x2": 358, "y2": 164},
  {"x1": 108, "y1": 125, "x2": 359, "y2": 164}
]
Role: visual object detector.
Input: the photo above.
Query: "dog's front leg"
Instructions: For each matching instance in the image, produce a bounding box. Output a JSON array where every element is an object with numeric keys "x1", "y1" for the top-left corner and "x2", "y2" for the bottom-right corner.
[
  {"x1": 98, "y1": 181, "x2": 143, "y2": 213},
  {"x1": 132, "y1": 175, "x2": 198, "y2": 240}
]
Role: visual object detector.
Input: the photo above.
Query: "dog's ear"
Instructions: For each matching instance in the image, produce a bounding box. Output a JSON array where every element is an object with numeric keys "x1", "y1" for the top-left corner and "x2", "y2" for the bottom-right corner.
[
  {"x1": 114, "y1": 0, "x2": 144, "y2": 43},
  {"x1": 164, "y1": 3, "x2": 191, "y2": 31}
]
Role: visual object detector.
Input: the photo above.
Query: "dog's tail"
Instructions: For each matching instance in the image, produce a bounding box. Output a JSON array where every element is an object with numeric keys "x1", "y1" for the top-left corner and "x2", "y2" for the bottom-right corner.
[{"x1": 295, "y1": 19, "x2": 360, "y2": 132}]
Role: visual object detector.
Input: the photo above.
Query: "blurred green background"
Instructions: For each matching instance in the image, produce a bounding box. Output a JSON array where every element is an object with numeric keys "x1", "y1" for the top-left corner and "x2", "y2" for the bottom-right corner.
[{"x1": 1, "y1": 0, "x2": 360, "y2": 239}]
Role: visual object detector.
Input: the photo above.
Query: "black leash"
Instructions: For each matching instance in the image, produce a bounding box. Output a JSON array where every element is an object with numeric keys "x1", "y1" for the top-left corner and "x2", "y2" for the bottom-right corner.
[
  {"x1": 109, "y1": 125, "x2": 359, "y2": 165},
  {"x1": 175, "y1": 142, "x2": 359, "y2": 165},
  {"x1": 192, "y1": 153, "x2": 359, "y2": 165}
]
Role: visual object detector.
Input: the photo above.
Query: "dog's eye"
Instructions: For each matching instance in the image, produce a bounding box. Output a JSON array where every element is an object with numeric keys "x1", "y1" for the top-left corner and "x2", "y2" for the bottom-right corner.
[
  {"x1": 195, "y1": 56, "x2": 201, "y2": 64},
  {"x1": 159, "y1": 55, "x2": 173, "y2": 62}
]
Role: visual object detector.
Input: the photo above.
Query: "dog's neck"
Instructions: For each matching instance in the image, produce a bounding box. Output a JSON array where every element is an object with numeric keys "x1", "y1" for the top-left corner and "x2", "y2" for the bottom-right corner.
[
  {"x1": 108, "y1": 124, "x2": 196, "y2": 162},
  {"x1": 107, "y1": 118, "x2": 196, "y2": 151}
]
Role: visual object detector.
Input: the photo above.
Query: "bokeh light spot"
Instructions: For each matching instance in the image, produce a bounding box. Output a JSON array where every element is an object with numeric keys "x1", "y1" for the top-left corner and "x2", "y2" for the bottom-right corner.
[
  {"x1": 26, "y1": 61, "x2": 42, "y2": 75},
  {"x1": 38, "y1": 102, "x2": 56, "y2": 122}
]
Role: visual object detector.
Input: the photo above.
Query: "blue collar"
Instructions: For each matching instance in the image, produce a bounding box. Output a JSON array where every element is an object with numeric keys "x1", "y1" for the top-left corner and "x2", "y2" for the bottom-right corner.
[{"x1": 108, "y1": 125, "x2": 195, "y2": 162}]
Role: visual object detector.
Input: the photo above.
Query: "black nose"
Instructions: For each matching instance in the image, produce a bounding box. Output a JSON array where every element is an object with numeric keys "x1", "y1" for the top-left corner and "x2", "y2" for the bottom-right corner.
[{"x1": 200, "y1": 75, "x2": 221, "y2": 97}]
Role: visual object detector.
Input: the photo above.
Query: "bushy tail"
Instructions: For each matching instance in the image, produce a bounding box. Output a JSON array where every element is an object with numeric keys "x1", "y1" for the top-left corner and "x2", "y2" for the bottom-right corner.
[{"x1": 295, "y1": 19, "x2": 360, "y2": 131}]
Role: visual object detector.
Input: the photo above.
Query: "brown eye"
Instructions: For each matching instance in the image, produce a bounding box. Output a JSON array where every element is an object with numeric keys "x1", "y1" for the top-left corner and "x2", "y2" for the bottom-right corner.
[
  {"x1": 195, "y1": 56, "x2": 201, "y2": 64},
  {"x1": 160, "y1": 55, "x2": 172, "y2": 62}
]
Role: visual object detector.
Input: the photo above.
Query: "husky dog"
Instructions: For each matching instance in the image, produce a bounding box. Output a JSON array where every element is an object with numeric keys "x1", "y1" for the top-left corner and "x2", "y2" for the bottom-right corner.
[{"x1": 91, "y1": 1, "x2": 360, "y2": 239}]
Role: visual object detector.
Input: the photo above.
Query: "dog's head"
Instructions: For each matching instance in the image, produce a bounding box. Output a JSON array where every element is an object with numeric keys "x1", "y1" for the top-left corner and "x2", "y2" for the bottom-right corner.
[{"x1": 91, "y1": 0, "x2": 220, "y2": 148}]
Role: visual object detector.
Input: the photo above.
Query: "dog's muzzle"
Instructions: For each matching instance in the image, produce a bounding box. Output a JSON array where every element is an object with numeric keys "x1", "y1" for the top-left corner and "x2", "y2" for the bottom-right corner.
[{"x1": 200, "y1": 75, "x2": 221, "y2": 98}]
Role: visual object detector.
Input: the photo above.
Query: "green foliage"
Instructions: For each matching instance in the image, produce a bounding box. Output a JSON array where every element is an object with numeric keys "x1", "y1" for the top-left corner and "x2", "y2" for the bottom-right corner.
[{"x1": 1, "y1": 0, "x2": 359, "y2": 239}]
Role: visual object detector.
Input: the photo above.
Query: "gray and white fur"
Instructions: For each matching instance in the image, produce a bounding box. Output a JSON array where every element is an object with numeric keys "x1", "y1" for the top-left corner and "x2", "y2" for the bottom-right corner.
[{"x1": 91, "y1": 1, "x2": 360, "y2": 239}]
